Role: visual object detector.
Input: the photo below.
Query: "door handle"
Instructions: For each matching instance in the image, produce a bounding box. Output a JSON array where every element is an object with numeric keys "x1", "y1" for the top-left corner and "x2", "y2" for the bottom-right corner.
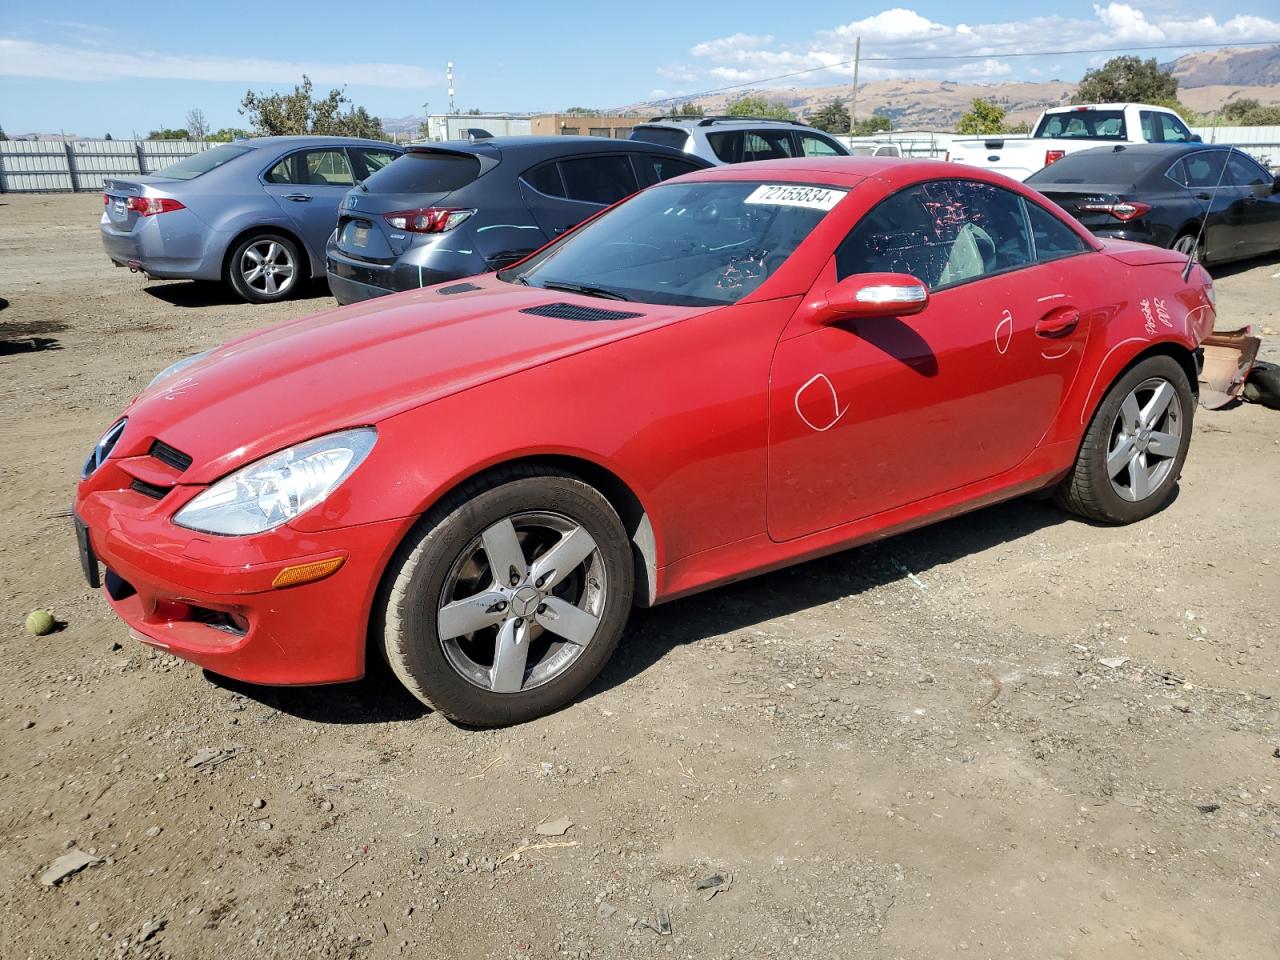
[
  {"x1": 1035, "y1": 307, "x2": 1080, "y2": 338},
  {"x1": 1195, "y1": 192, "x2": 1212, "y2": 201},
  {"x1": 284, "y1": 194, "x2": 312, "y2": 202}
]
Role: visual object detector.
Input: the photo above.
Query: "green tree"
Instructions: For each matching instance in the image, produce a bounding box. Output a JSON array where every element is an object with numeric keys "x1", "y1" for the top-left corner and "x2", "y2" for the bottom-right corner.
[
  {"x1": 208, "y1": 127, "x2": 252, "y2": 142},
  {"x1": 726, "y1": 95, "x2": 794, "y2": 121},
  {"x1": 104, "y1": 132, "x2": 113, "y2": 140},
  {"x1": 147, "y1": 127, "x2": 190, "y2": 140},
  {"x1": 809, "y1": 98, "x2": 851, "y2": 134},
  {"x1": 1073, "y1": 56, "x2": 1177, "y2": 105},
  {"x1": 0, "y1": 124, "x2": 9, "y2": 141},
  {"x1": 956, "y1": 98, "x2": 1007, "y2": 135},
  {"x1": 1218, "y1": 98, "x2": 1280, "y2": 125},
  {"x1": 564, "y1": 106, "x2": 601, "y2": 117},
  {"x1": 852, "y1": 115, "x2": 892, "y2": 137},
  {"x1": 677, "y1": 102, "x2": 704, "y2": 117},
  {"x1": 240, "y1": 75, "x2": 386, "y2": 139},
  {"x1": 1222, "y1": 98, "x2": 1261, "y2": 122}
]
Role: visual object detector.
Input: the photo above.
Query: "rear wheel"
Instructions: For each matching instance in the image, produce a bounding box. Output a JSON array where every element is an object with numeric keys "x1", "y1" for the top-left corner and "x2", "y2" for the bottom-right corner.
[
  {"x1": 1055, "y1": 355, "x2": 1194, "y2": 524},
  {"x1": 226, "y1": 233, "x2": 301, "y2": 303},
  {"x1": 1172, "y1": 232, "x2": 1202, "y2": 262},
  {"x1": 378, "y1": 466, "x2": 633, "y2": 727}
]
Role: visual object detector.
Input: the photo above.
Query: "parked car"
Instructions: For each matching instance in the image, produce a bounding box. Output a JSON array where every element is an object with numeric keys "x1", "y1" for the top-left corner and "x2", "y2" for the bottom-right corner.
[
  {"x1": 100, "y1": 136, "x2": 403, "y2": 303},
  {"x1": 1027, "y1": 143, "x2": 1280, "y2": 264},
  {"x1": 76, "y1": 157, "x2": 1214, "y2": 727},
  {"x1": 325, "y1": 136, "x2": 710, "y2": 304},
  {"x1": 948, "y1": 103, "x2": 1199, "y2": 181},
  {"x1": 628, "y1": 116, "x2": 850, "y2": 165},
  {"x1": 850, "y1": 142, "x2": 903, "y2": 157}
]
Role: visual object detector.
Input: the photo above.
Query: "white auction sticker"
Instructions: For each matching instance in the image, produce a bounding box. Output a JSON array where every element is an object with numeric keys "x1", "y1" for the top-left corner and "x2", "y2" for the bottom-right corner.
[{"x1": 744, "y1": 184, "x2": 847, "y2": 211}]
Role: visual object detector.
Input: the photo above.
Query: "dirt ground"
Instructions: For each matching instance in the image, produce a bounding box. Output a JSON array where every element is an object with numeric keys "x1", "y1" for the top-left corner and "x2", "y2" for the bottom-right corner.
[{"x1": 1, "y1": 192, "x2": 1277, "y2": 960}]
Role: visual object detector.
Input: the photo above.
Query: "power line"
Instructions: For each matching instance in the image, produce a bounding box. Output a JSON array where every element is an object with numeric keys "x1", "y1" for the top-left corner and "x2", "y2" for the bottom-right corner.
[{"x1": 644, "y1": 38, "x2": 1280, "y2": 106}]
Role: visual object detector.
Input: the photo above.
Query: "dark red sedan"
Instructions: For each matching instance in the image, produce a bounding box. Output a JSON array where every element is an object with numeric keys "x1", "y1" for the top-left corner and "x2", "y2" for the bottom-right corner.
[{"x1": 75, "y1": 157, "x2": 1215, "y2": 726}]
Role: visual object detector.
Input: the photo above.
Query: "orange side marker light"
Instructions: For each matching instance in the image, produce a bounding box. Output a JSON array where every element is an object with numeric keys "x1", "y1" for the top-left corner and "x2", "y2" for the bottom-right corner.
[{"x1": 272, "y1": 556, "x2": 345, "y2": 589}]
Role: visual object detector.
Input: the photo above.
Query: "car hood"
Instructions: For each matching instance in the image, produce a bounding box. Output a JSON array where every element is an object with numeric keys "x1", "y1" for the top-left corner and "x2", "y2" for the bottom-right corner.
[{"x1": 119, "y1": 279, "x2": 699, "y2": 483}]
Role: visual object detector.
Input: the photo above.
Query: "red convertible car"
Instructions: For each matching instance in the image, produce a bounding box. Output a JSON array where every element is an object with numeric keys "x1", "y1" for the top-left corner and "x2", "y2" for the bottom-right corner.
[{"x1": 74, "y1": 158, "x2": 1216, "y2": 726}]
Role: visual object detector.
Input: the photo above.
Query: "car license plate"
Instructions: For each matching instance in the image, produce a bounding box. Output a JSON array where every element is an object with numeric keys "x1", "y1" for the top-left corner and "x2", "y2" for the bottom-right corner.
[
  {"x1": 111, "y1": 199, "x2": 127, "y2": 221},
  {"x1": 352, "y1": 225, "x2": 369, "y2": 248},
  {"x1": 73, "y1": 514, "x2": 101, "y2": 589}
]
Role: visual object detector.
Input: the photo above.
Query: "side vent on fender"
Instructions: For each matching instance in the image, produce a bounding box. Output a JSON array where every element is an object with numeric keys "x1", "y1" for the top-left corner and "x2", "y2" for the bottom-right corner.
[
  {"x1": 519, "y1": 302, "x2": 644, "y2": 322},
  {"x1": 437, "y1": 282, "x2": 483, "y2": 295}
]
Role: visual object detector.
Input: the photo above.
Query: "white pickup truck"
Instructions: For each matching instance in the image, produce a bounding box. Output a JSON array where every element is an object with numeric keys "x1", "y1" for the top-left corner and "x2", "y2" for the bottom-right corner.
[{"x1": 947, "y1": 103, "x2": 1200, "y2": 181}]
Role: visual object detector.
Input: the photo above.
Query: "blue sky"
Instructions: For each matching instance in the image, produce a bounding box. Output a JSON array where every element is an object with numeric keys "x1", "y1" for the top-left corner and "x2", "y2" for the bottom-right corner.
[{"x1": 3, "y1": 1, "x2": 1279, "y2": 136}]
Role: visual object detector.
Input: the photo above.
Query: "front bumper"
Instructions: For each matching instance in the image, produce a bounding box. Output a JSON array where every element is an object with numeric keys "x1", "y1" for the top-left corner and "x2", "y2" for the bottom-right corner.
[{"x1": 74, "y1": 485, "x2": 408, "y2": 686}]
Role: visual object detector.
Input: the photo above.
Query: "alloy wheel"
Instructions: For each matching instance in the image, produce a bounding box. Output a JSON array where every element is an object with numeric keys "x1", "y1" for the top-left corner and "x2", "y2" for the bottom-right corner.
[
  {"x1": 1107, "y1": 376, "x2": 1183, "y2": 502},
  {"x1": 437, "y1": 512, "x2": 607, "y2": 694},
  {"x1": 240, "y1": 239, "x2": 296, "y2": 297}
]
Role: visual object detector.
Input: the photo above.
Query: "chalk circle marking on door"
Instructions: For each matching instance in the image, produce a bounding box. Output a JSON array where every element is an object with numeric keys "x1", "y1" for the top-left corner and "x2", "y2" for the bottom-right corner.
[
  {"x1": 994, "y1": 309, "x2": 1013, "y2": 355},
  {"x1": 795, "y1": 373, "x2": 850, "y2": 433}
]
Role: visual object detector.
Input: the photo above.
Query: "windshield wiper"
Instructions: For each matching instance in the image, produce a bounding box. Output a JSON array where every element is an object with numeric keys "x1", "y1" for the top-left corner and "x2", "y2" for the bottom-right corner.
[{"x1": 537, "y1": 280, "x2": 631, "y2": 301}]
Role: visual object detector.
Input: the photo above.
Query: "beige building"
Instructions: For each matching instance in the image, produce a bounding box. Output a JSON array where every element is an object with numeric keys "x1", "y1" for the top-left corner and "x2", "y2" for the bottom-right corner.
[{"x1": 530, "y1": 115, "x2": 653, "y2": 139}]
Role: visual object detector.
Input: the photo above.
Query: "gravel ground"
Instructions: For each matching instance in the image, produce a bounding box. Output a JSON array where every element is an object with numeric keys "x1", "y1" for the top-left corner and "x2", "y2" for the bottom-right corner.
[{"x1": 1, "y1": 192, "x2": 1278, "y2": 960}]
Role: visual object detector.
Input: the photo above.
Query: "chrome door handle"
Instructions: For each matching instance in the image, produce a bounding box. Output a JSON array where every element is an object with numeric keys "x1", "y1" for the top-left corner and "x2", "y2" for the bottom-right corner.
[{"x1": 284, "y1": 194, "x2": 312, "y2": 202}]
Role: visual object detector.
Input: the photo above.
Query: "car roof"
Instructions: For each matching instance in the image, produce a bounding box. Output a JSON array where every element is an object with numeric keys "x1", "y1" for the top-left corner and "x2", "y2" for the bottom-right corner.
[
  {"x1": 240, "y1": 135, "x2": 400, "y2": 149},
  {"x1": 1067, "y1": 143, "x2": 1229, "y2": 159},
  {"x1": 637, "y1": 117, "x2": 814, "y2": 131},
  {"x1": 405, "y1": 135, "x2": 701, "y2": 160}
]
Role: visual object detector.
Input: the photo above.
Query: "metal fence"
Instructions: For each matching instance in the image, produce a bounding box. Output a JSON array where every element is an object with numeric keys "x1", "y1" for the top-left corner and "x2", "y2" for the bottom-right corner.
[
  {"x1": 1188, "y1": 126, "x2": 1280, "y2": 171},
  {"x1": 0, "y1": 139, "x2": 210, "y2": 193}
]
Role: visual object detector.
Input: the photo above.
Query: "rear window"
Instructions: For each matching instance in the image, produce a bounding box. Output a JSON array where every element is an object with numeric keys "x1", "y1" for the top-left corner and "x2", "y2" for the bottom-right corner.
[
  {"x1": 1026, "y1": 150, "x2": 1154, "y2": 188},
  {"x1": 363, "y1": 151, "x2": 481, "y2": 194},
  {"x1": 1034, "y1": 110, "x2": 1127, "y2": 141},
  {"x1": 150, "y1": 144, "x2": 252, "y2": 181},
  {"x1": 628, "y1": 126, "x2": 690, "y2": 150}
]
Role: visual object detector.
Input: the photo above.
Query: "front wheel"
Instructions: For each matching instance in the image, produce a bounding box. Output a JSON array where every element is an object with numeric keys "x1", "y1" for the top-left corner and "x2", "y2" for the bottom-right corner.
[
  {"x1": 1055, "y1": 355, "x2": 1194, "y2": 524},
  {"x1": 378, "y1": 466, "x2": 634, "y2": 726}
]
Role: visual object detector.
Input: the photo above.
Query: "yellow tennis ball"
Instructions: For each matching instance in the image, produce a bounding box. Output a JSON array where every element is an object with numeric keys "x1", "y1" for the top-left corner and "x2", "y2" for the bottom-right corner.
[{"x1": 25, "y1": 610, "x2": 56, "y2": 636}]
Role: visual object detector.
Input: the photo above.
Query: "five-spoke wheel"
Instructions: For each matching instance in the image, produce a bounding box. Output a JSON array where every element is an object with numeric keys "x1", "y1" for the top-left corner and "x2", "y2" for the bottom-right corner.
[
  {"x1": 379, "y1": 467, "x2": 633, "y2": 726},
  {"x1": 227, "y1": 233, "x2": 301, "y2": 303},
  {"x1": 1056, "y1": 355, "x2": 1194, "y2": 524}
]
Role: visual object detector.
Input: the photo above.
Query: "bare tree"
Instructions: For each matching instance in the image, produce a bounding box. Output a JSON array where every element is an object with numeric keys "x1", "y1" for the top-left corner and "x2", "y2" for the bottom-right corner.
[{"x1": 186, "y1": 108, "x2": 209, "y2": 142}]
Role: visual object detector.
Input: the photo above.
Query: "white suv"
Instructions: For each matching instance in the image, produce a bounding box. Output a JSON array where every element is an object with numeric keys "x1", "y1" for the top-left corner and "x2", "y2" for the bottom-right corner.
[{"x1": 629, "y1": 117, "x2": 850, "y2": 166}]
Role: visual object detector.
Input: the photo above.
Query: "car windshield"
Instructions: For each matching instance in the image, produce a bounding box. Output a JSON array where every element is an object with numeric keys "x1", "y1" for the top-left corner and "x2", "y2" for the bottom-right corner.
[
  {"x1": 1034, "y1": 110, "x2": 1127, "y2": 140},
  {"x1": 500, "y1": 180, "x2": 847, "y2": 307},
  {"x1": 150, "y1": 144, "x2": 252, "y2": 180}
]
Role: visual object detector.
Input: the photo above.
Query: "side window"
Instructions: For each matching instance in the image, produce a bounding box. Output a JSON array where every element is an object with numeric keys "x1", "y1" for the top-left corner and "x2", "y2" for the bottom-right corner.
[
  {"x1": 1025, "y1": 201, "x2": 1090, "y2": 262},
  {"x1": 559, "y1": 155, "x2": 638, "y2": 205},
  {"x1": 742, "y1": 131, "x2": 794, "y2": 162},
  {"x1": 356, "y1": 149, "x2": 398, "y2": 179},
  {"x1": 264, "y1": 155, "x2": 299, "y2": 184},
  {"x1": 1183, "y1": 152, "x2": 1227, "y2": 188},
  {"x1": 835, "y1": 180, "x2": 1033, "y2": 289},
  {"x1": 521, "y1": 161, "x2": 565, "y2": 198},
  {"x1": 706, "y1": 131, "x2": 743, "y2": 164},
  {"x1": 1159, "y1": 113, "x2": 1192, "y2": 143},
  {"x1": 1140, "y1": 111, "x2": 1157, "y2": 142},
  {"x1": 798, "y1": 133, "x2": 842, "y2": 157},
  {"x1": 1165, "y1": 158, "x2": 1189, "y2": 187},
  {"x1": 299, "y1": 149, "x2": 354, "y2": 186},
  {"x1": 639, "y1": 155, "x2": 703, "y2": 185},
  {"x1": 1227, "y1": 154, "x2": 1269, "y2": 187}
]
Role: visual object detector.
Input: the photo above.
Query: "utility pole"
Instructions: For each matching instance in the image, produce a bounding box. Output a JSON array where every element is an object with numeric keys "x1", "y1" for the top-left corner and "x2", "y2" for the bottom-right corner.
[
  {"x1": 447, "y1": 63, "x2": 456, "y2": 115},
  {"x1": 849, "y1": 36, "x2": 861, "y2": 134}
]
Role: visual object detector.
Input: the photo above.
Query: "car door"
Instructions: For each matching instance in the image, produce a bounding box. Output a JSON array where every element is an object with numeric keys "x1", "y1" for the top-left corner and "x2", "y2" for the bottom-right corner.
[
  {"x1": 261, "y1": 148, "x2": 357, "y2": 259},
  {"x1": 1179, "y1": 150, "x2": 1253, "y2": 259},
  {"x1": 1226, "y1": 153, "x2": 1280, "y2": 257},
  {"x1": 766, "y1": 178, "x2": 1092, "y2": 541},
  {"x1": 519, "y1": 154, "x2": 640, "y2": 238}
]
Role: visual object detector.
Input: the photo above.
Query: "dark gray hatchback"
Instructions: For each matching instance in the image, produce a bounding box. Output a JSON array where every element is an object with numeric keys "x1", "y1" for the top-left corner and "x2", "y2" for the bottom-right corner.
[{"x1": 325, "y1": 136, "x2": 711, "y2": 304}]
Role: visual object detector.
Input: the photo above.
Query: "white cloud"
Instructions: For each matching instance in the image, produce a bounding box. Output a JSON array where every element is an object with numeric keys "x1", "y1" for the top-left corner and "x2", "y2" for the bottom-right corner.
[
  {"x1": 667, "y1": 5, "x2": 1280, "y2": 92},
  {"x1": 0, "y1": 37, "x2": 438, "y2": 88}
]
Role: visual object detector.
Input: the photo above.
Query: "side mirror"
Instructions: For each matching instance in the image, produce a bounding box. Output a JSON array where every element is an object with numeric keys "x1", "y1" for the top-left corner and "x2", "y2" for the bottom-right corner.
[
  {"x1": 1188, "y1": 134, "x2": 1202, "y2": 143},
  {"x1": 813, "y1": 272, "x2": 929, "y2": 323},
  {"x1": 1273, "y1": 175, "x2": 1280, "y2": 195}
]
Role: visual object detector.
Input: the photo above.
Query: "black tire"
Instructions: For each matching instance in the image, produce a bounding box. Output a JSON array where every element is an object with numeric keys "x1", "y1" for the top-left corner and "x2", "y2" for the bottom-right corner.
[
  {"x1": 1055, "y1": 355, "x2": 1194, "y2": 524},
  {"x1": 1172, "y1": 232, "x2": 1202, "y2": 262},
  {"x1": 1243, "y1": 361, "x2": 1280, "y2": 410},
  {"x1": 377, "y1": 465, "x2": 633, "y2": 726},
  {"x1": 225, "y1": 232, "x2": 303, "y2": 303}
]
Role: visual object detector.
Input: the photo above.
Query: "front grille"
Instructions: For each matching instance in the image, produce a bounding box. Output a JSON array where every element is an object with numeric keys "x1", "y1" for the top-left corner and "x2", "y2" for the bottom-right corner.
[
  {"x1": 438, "y1": 282, "x2": 482, "y2": 295},
  {"x1": 519, "y1": 302, "x2": 643, "y2": 322},
  {"x1": 83, "y1": 419, "x2": 127, "y2": 478},
  {"x1": 130, "y1": 478, "x2": 168, "y2": 500},
  {"x1": 149, "y1": 440, "x2": 193, "y2": 472}
]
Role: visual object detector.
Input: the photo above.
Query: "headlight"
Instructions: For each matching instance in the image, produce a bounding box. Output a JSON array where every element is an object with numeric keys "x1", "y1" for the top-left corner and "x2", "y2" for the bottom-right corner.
[
  {"x1": 148, "y1": 349, "x2": 214, "y2": 389},
  {"x1": 173, "y1": 428, "x2": 377, "y2": 535}
]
